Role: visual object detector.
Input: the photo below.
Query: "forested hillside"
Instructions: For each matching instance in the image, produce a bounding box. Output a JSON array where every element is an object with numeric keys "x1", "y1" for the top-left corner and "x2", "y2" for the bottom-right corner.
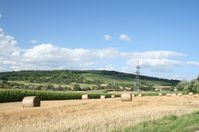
[{"x1": 0, "y1": 70, "x2": 179, "y2": 91}]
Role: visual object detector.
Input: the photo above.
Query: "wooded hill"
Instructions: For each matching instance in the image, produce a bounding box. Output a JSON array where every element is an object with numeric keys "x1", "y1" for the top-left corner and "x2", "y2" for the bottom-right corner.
[{"x1": 0, "y1": 70, "x2": 179, "y2": 91}]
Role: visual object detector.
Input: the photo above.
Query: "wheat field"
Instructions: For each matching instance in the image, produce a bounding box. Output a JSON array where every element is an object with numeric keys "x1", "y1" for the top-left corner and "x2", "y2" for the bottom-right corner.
[{"x1": 0, "y1": 95, "x2": 199, "y2": 132}]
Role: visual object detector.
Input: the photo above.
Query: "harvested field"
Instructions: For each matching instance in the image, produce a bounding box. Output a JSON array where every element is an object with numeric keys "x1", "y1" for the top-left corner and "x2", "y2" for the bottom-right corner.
[{"x1": 0, "y1": 95, "x2": 199, "y2": 132}]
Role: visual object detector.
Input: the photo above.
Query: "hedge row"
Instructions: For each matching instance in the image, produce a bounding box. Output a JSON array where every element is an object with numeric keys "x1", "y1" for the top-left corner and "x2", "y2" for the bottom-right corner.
[{"x1": 0, "y1": 89, "x2": 116, "y2": 103}]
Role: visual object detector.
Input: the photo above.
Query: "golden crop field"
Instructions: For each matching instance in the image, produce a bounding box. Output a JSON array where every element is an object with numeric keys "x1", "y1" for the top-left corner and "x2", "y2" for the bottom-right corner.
[{"x1": 0, "y1": 95, "x2": 199, "y2": 132}]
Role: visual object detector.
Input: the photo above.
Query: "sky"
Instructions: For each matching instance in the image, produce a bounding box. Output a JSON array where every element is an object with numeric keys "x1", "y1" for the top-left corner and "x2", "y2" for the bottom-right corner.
[{"x1": 0, "y1": 0, "x2": 199, "y2": 80}]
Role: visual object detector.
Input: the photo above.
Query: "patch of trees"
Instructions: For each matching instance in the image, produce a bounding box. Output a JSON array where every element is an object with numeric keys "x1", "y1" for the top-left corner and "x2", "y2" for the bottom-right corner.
[
  {"x1": 176, "y1": 76, "x2": 199, "y2": 93},
  {"x1": 0, "y1": 81, "x2": 72, "y2": 91},
  {"x1": 83, "y1": 79, "x2": 103, "y2": 84},
  {"x1": 0, "y1": 70, "x2": 84, "y2": 84},
  {"x1": 139, "y1": 82, "x2": 155, "y2": 91}
]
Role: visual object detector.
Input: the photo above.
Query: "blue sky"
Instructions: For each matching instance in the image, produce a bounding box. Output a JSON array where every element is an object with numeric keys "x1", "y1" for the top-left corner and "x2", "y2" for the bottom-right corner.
[{"x1": 0, "y1": 0, "x2": 199, "y2": 80}]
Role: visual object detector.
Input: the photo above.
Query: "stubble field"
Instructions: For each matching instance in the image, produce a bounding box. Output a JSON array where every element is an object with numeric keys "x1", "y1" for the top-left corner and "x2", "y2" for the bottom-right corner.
[{"x1": 0, "y1": 95, "x2": 199, "y2": 132}]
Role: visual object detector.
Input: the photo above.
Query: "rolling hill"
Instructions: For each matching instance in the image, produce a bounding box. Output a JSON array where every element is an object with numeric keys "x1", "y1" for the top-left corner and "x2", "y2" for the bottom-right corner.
[{"x1": 0, "y1": 70, "x2": 179, "y2": 91}]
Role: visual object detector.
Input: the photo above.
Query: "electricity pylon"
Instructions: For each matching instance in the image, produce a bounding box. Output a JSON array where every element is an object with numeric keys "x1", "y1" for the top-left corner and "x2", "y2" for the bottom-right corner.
[{"x1": 134, "y1": 60, "x2": 140, "y2": 91}]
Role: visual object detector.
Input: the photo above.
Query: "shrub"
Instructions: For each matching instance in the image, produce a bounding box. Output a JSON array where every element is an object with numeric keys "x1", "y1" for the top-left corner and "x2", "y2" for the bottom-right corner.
[
  {"x1": 176, "y1": 81, "x2": 189, "y2": 91},
  {"x1": 73, "y1": 84, "x2": 81, "y2": 91}
]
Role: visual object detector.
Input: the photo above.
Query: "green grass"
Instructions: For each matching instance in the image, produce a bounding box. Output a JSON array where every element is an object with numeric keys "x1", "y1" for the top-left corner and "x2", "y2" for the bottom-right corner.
[
  {"x1": 142, "y1": 92, "x2": 158, "y2": 96},
  {"x1": 0, "y1": 89, "x2": 117, "y2": 103},
  {"x1": 115, "y1": 111, "x2": 199, "y2": 132},
  {"x1": 160, "y1": 90, "x2": 188, "y2": 95},
  {"x1": 83, "y1": 73, "x2": 172, "y2": 86},
  {"x1": 83, "y1": 73, "x2": 133, "y2": 85},
  {"x1": 127, "y1": 91, "x2": 186, "y2": 96},
  {"x1": 11, "y1": 80, "x2": 73, "y2": 87}
]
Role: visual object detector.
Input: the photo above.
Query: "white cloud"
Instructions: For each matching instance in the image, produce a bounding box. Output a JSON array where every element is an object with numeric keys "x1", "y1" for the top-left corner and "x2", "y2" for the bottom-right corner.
[
  {"x1": 30, "y1": 40, "x2": 39, "y2": 44},
  {"x1": 104, "y1": 34, "x2": 112, "y2": 41},
  {"x1": 93, "y1": 48, "x2": 120, "y2": 58},
  {"x1": 0, "y1": 28, "x2": 21, "y2": 70},
  {"x1": 19, "y1": 47, "x2": 185, "y2": 73},
  {"x1": 126, "y1": 58, "x2": 182, "y2": 72},
  {"x1": 0, "y1": 28, "x2": 187, "y2": 73},
  {"x1": 22, "y1": 44, "x2": 93, "y2": 70},
  {"x1": 22, "y1": 45, "x2": 119, "y2": 69},
  {"x1": 119, "y1": 34, "x2": 131, "y2": 42},
  {"x1": 121, "y1": 66, "x2": 130, "y2": 73},
  {"x1": 121, "y1": 50, "x2": 185, "y2": 59},
  {"x1": 1, "y1": 27, "x2": 199, "y2": 79},
  {"x1": 99, "y1": 65, "x2": 115, "y2": 71},
  {"x1": 187, "y1": 61, "x2": 199, "y2": 66},
  {"x1": 171, "y1": 75, "x2": 186, "y2": 80}
]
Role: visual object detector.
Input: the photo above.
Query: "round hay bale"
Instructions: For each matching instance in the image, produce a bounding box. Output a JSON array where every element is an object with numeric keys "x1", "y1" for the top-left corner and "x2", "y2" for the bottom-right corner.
[
  {"x1": 171, "y1": 93, "x2": 176, "y2": 96},
  {"x1": 137, "y1": 93, "x2": 143, "y2": 97},
  {"x1": 100, "y1": 95, "x2": 106, "y2": 99},
  {"x1": 22, "y1": 96, "x2": 40, "y2": 107},
  {"x1": 111, "y1": 95, "x2": 115, "y2": 98},
  {"x1": 121, "y1": 93, "x2": 132, "y2": 101},
  {"x1": 177, "y1": 93, "x2": 183, "y2": 96},
  {"x1": 188, "y1": 92, "x2": 193, "y2": 95},
  {"x1": 158, "y1": 93, "x2": 163, "y2": 96},
  {"x1": 82, "y1": 94, "x2": 89, "y2": 100},
  {"x1": 166, "y1": 93, "x2": 171, "y2": 96}
]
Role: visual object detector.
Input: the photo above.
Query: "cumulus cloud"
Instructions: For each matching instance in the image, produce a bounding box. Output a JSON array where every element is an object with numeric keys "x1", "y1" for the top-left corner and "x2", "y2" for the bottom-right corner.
[
  {"x1": 126, "y1": 58, "x2": 182, "y2": 72},
  {"x1": 93, "y1": 48, "x2": 119, "y2": 58},
  {"x1": 30, "y1": 40, "x2": 39, "y2": 44},
  {"x1": 22, "y1": 44, "x2": 93, "y2": 70},
  {"x1": 121, "y1": 50, "x2": 185, "y2": 59},
  {"x1": 99, "y1": 65, "x2": 115, "y2": 71},
  {"x1": 0, "y1": 28, "x2": 188, "y2": 73},
  {"x1": 119, "y1": 34, "x2": 131, "y2": 41},
  {"x1": 15, "y1": 46, "x2": 185, "y2": 73},
  {"x1": 104, "y1": 34, "x2": 112, "y2": 41},
  {"x1": 1, "y1": 27, "x2": 199, "y2": 78},
  {"x1": 0, "y1": 28, "x2": 22, "y2": 71},
  {"x1": 187, "y1": 61, "x2": 199, "y2": 66},
  {"x1": 0, "y1": 28, "x2": 121, "y2": 71},
  {"x1": 22, "y1": 45, "x2": 120, "y2": 70}
]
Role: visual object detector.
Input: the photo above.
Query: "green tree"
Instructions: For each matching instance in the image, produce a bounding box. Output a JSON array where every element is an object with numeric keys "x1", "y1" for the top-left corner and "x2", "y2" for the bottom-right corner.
[
  {"x1": 106, "y1": 83, "x2": 112, "y2": 89},
  {"x1": 176, "y1": 81, "x2": 189, "y2": 91},
  {"x1": 73, "y1": 84, "x2": 81, "y2": 91},
  {"x1": 192, "y1": 80, "x2": 199, "y2": 93},
  {"x1": 1, "y1": 76, "x2": 8, "y2": 84}
]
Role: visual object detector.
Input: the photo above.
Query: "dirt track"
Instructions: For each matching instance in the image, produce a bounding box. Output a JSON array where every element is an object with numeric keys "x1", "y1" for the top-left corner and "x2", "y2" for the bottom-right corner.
[{"x1": 0, "y1": 95, "x2": 199, "y2": 132}]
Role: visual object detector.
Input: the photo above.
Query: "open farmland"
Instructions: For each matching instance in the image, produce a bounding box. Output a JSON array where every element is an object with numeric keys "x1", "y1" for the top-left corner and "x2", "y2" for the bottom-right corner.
[{"x1": 0, "y1": 95, "x2": 199, "y2": 132}]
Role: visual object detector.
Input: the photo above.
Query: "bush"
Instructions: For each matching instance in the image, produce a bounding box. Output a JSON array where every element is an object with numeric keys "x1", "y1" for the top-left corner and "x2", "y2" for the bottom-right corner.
[
  {"x1": 73, "y1": 84, "x2": 81, "y2": 91},
  {"x1": 190, "y1": 80, "x2": 199, "y2": 93},
  {"x1": 0, "y1": 89, "x2": 82, "y2": 103},
  {"x1": 143, "y1": 92, "x2": 158, "y2": 96},
  {"x1": 176, "y1": 81, "x2": 189, "y2": 91}
]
